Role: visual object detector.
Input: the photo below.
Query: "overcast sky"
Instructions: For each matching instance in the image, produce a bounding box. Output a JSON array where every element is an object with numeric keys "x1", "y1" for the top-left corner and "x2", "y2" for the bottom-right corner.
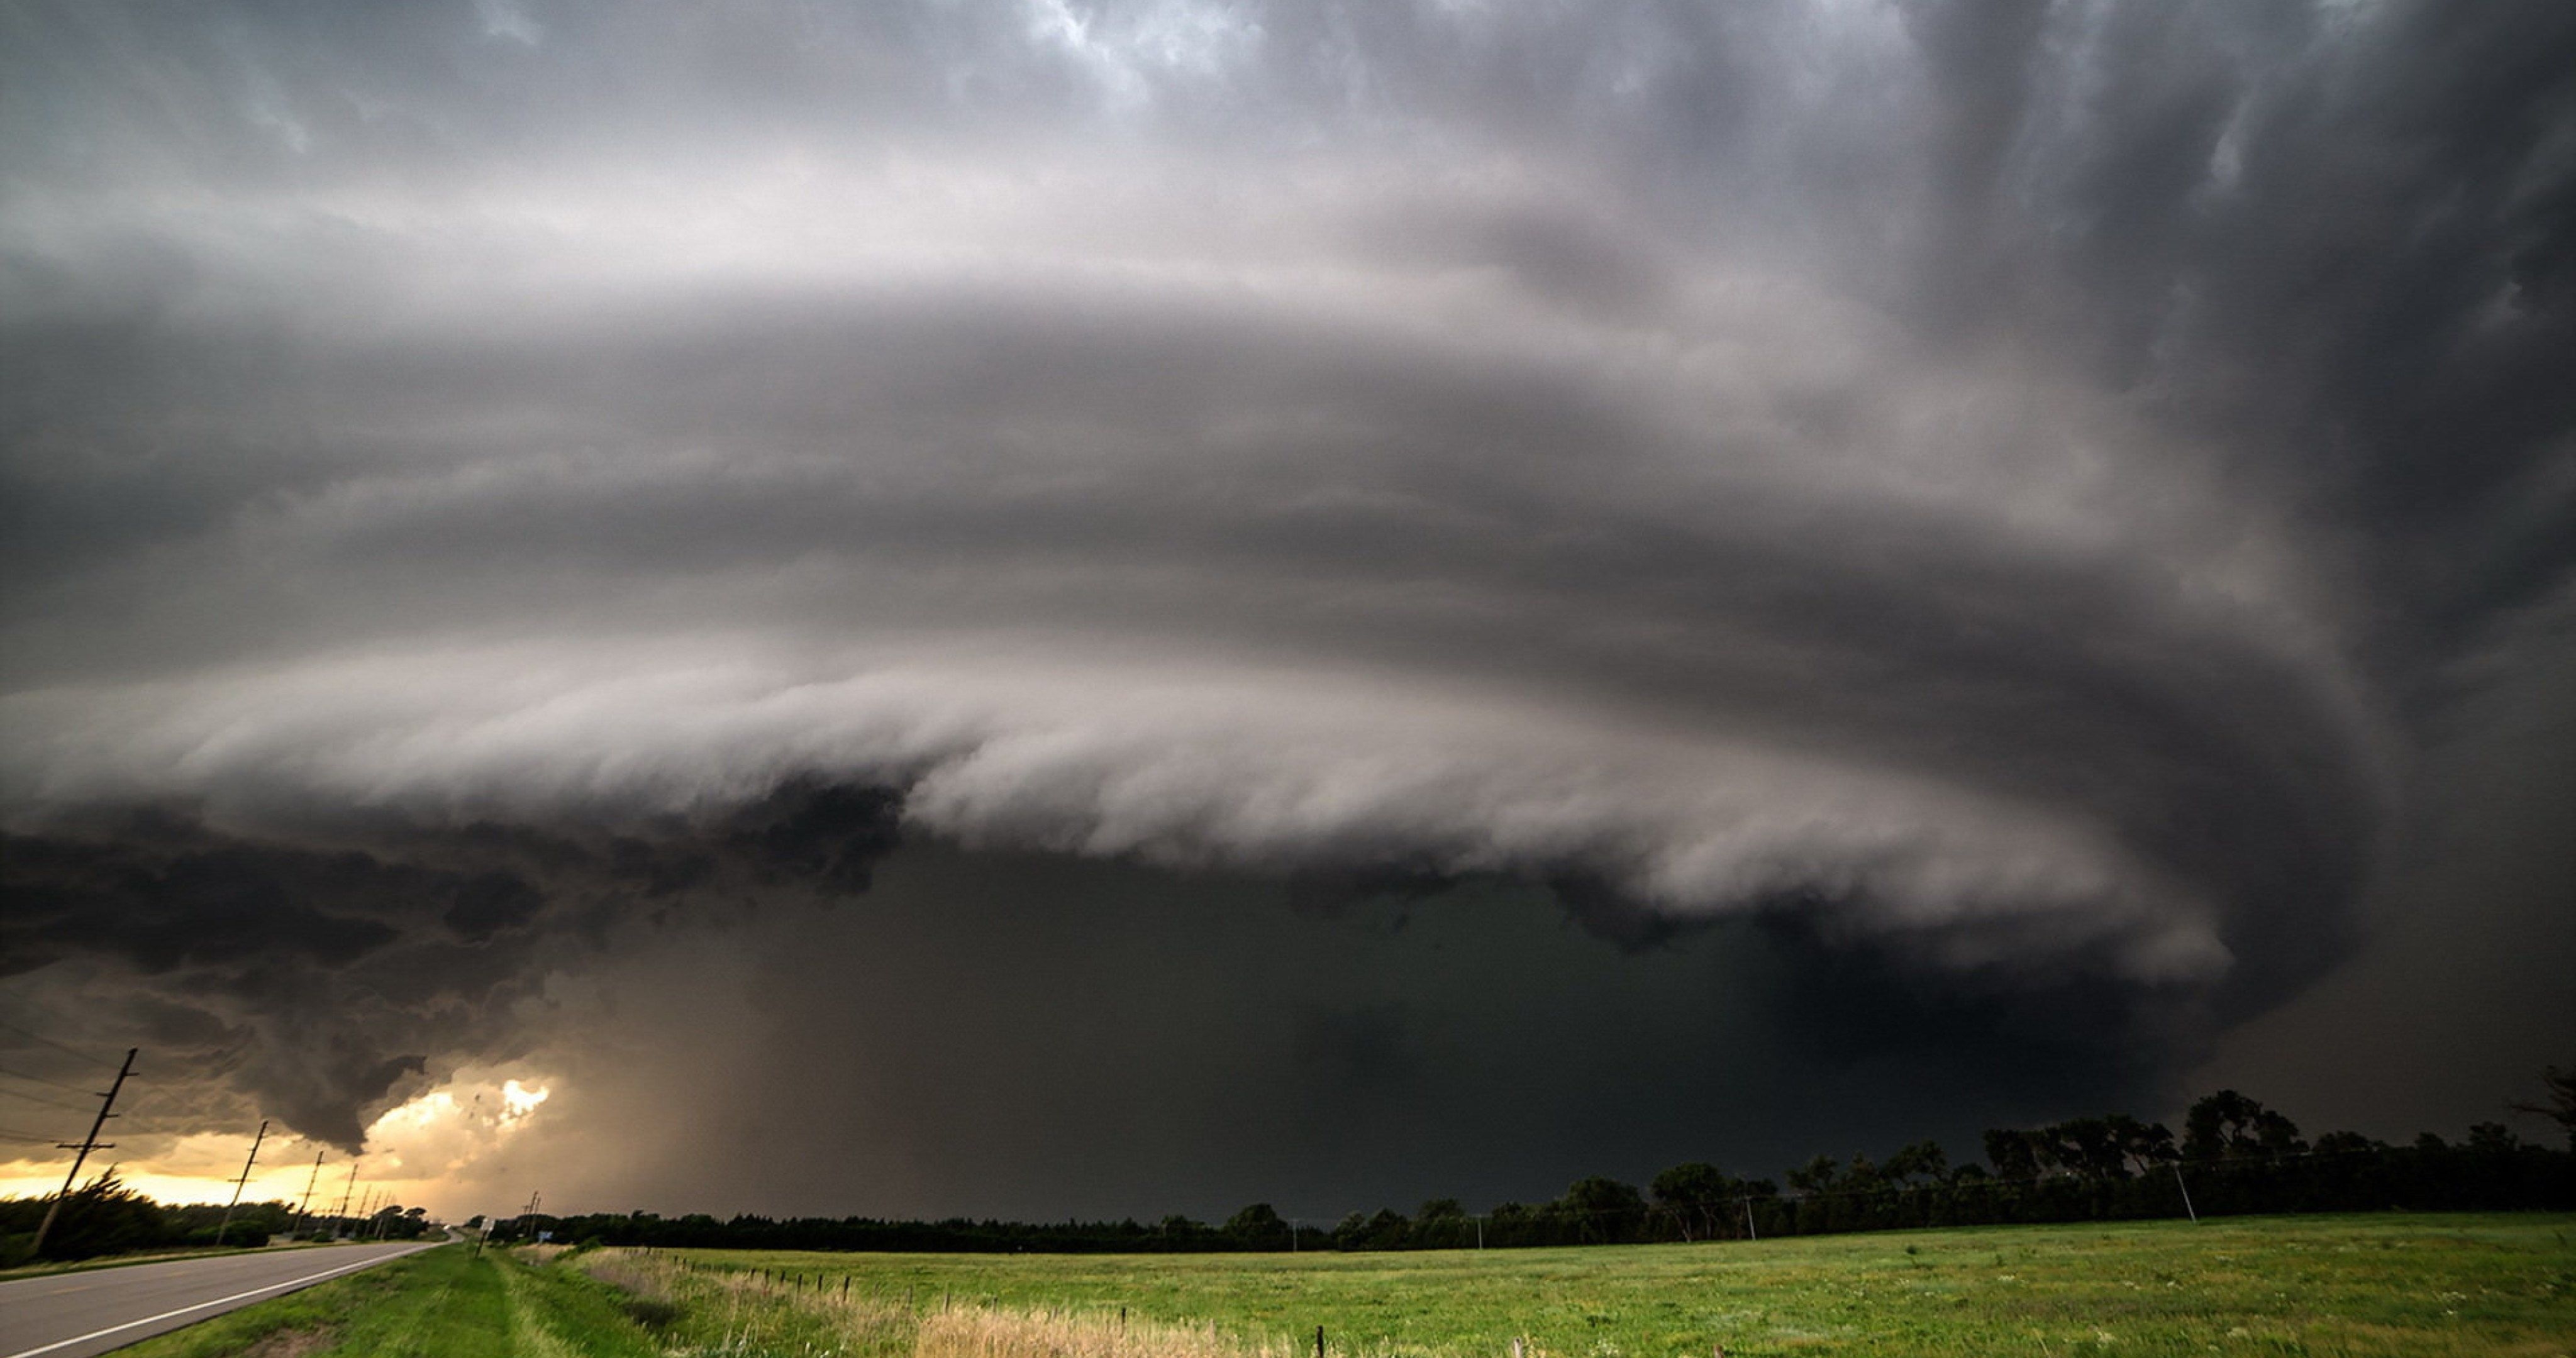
[{"x1": 3, "y1": 0, "x2": 2571, "y2": 1222}]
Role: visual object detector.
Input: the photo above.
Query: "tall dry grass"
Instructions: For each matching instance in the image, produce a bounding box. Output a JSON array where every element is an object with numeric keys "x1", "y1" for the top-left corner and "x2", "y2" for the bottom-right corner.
[
  {"x1": 577, "y1": 1249, "x2": 1313, "y2": 1358},
  {"x1": 915, "y1": 1304, "x2": 1294, "y2": 1358}
]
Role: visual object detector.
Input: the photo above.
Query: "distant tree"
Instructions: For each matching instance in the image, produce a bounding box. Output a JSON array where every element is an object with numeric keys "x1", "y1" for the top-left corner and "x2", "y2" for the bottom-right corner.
[
  {"x1": 33, "y1": 1172, "x2": 166, "y2": 1261},
  {"x1": 1409, "y1": 1198, "x2": 1470, "y2": 1247},
  {"x1": 1839, "y1": 1154, "x2": 1888, "y2": 1194},
  {"x1": 1333, "y1": 1208, "x2": 1410, "y2": 1250},
  {"x1": 1556, "y1": 1177, "x2": 1646, "y2": 1243},
  {"x1": 1650, "y1": 1162, "x2": 1737, "y2": 1239},
  {"x1": 2466, "y1": 1122, "x2": 2522, "y2": 1154},
  {"x1": 2311, "y1": 1130, "x2": 2384, "y2": 1156},
  {"x1": 2031, "y1": 1117, "x2": 2130, "y2": 1179},
  {"x1": 1981, "y1": 1129, "x2": 2040, "y2": 1181},
  {"x1": 2511, "y1": 1063, "x2": 2576, "y2": 1151},
  {"x1": 1787, "y1": 1154, "x2": 1843, "y2": 1194},
  {"x1": 2184, "y1": 1090, "x2": 2306, "y2": 1160},
  {"x1": 1880, "y1": 1140, "x2": 1950, "y2": 1186},
  {"x1": 2106, "y1": 1115, "x2": 2177, "y2": 1174},
  {"x1": 1224, "y1": 1203, "x2": 1287, "y2": 1246}
]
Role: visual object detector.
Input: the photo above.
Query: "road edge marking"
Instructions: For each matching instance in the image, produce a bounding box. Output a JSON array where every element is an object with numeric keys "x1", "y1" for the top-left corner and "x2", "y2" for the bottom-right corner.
[{"x1": 2, "y1": 1244, "x2": 435, "y2": 1358}]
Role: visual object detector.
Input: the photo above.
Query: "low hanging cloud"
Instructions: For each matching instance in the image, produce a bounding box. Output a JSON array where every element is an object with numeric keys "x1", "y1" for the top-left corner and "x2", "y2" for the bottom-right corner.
[{"x1": 3, "y1": 0, "x2": 2572, "y2": 1176}]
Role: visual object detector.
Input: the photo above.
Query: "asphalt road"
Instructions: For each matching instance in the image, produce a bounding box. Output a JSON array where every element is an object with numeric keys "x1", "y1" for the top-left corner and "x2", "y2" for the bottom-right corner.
[{"x1": 0, "y1": 1240, "x2": 437, "y2": 1358}]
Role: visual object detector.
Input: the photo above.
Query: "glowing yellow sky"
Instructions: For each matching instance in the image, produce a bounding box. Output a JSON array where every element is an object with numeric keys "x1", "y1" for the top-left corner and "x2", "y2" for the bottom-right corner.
[{"x1": 0, "y1": 1071, "x2": 552, "y2": 1220}]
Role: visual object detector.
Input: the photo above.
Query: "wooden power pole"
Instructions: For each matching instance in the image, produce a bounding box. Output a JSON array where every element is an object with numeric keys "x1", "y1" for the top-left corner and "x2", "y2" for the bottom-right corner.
[
  {"x1": 294, "y1": 1150, "x2": 325, "y2": 1235},
  {"x1": 30, "y1": 1047, "x2": 137, "y2": 1259},
  {"x1": 214, "y1": 1118, "x2": 269, "y2": 1245}
]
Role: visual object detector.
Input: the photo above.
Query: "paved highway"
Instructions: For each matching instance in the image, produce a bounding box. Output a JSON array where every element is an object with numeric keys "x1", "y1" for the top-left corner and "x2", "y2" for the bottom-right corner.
[{"x1": 0, "y1": 1241, "x2": 436, "y2": 1358}]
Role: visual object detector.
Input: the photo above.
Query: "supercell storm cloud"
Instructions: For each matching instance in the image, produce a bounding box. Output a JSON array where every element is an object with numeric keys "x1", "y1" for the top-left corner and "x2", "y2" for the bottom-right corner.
[{"x1": 2, "y1": 1, "x2": 2571, "y2": 1217}]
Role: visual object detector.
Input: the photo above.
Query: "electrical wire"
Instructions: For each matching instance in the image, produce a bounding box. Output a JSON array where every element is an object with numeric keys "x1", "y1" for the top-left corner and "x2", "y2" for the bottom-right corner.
[
  {"x1": 0, "y1": 1063, "x2": 97, "y2": 1094},
  {"x1": 0, "y1": 1018, "x2": 120, "y2": 1068},
  {"x1": 0, "y1": 1085, "x2": 91, "y2": 1113}
]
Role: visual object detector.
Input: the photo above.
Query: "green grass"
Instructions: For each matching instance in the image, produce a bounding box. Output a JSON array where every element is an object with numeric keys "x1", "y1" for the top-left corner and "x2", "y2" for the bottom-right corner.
[
  {"x1": 91, "y1": 1215, "x2": 2576, "y2": 1357},
  {"x1": 109, "y1": 1244, "x2": 662, "y2": 1357},
  {"x1": 674, "y1": 1213, "x2": 2576, "y2": 1358}
]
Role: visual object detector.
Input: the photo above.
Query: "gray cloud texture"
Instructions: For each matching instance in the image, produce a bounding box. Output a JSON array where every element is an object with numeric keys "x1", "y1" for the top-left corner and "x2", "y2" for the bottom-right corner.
[{"x1": 3, "y1": 0, "x2": 2572, "y2": 1206}]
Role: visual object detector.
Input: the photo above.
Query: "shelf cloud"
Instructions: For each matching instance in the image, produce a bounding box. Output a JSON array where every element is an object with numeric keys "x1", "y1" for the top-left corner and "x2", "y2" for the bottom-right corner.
[{"x1": 3, "y1": 0, "x2": 2570, "y2": 1212}]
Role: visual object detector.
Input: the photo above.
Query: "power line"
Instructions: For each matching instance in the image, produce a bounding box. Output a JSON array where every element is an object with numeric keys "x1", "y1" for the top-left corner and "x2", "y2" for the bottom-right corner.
[
  {"x1": 0, "y1": 1124, "x2": 65, "y2": 1143},
  {"x1": 0, "y1": 1086, "x2": 91, "y2": 1113},
  {"x1": 0, "y1": 1019, "x2": 120, "y2": 1069},
  {"x1": 0, "y1": 1064, "x2": 98, "y2": 1095}
]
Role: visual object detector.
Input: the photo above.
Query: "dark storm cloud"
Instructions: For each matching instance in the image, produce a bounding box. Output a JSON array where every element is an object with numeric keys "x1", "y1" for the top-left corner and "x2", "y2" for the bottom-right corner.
[
  {"x1": 0, "y1": 788, "x2": 904, "y2": 1147},
  {"x1": 1, "y1": 0, "x2": 2570, "y2": 1203},
  {"x1": 485, "y1": 846, "x2": 2189, "y2": 1222}
]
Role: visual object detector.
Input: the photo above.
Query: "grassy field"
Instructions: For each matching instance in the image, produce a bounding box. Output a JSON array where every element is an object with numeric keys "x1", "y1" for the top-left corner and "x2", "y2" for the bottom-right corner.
[
  {"x1": 91, "y1": 1215, "x2": 2576, "y2": 1357},
  {"x1": 665, "y1": 1213, "x2": 2576, "y2": 1358},
  {"x1": 110, "y1": 1242, "x2": 663, "y2": 1358}
]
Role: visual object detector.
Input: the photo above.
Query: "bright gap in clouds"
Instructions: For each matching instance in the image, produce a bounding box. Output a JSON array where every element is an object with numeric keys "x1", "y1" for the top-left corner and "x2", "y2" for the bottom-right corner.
[{"x1": 0, "y1": 1070, "x2": 553, "y2": 1217}]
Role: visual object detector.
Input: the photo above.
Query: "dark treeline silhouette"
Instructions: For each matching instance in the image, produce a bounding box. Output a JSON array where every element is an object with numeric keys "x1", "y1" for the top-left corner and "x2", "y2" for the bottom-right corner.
[
  {"x1": 491, "y1": 1085, "x2": 2576, "y2": 1252},
  {"x1": 0, "y1": 1172, "x2": 434, "y2": 1264}
]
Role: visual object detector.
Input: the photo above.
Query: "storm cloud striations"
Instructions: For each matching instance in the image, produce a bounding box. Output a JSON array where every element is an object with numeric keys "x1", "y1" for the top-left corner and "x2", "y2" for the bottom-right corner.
[{"x1": 2, "y1": 0, "x2": 2571, "y2": 1215}]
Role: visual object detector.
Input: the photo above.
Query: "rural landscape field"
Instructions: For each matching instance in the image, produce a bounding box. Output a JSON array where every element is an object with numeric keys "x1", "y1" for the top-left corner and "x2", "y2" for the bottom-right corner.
[{"x1": 106, "y1": 1214, "x2": 2576, "y2": 1358}]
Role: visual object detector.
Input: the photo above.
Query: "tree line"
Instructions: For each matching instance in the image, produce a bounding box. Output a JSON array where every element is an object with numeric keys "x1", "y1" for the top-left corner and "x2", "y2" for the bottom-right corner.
[
  {"x1": 487, "y1": 1079, "x2": 2575, "y2": 1252},
  {"x1": 0, "y1": 1171, "x2": 434, "y2": 1264}
]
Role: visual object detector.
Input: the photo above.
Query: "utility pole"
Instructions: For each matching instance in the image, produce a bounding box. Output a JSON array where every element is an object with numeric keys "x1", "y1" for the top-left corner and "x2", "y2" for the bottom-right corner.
[
  {"x1": 214, "y1": 1118, "x2": 269, "y2": 1246},
  {"x1": 31, "y1": 1047, "x2": 136, "y2": 1259},
  {"x1": 518, "y1": 1188, "x2": 543, "y2": 1244},
  {"x1": 2172, "y1": 1164, "x2": 2198, "y2": 1223},
  {"x1": 333, "y1": 1160, "x2": 358, "y2": 1239},
  {"x1": 294, "y1": 1151, "x2": 325, "y2": 1235}
]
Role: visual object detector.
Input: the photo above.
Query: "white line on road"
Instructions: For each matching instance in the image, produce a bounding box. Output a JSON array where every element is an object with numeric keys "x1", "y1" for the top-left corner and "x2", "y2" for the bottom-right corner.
[{"x1": 3, "y1": 1245, "x2": 435, "y2": 1358}]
